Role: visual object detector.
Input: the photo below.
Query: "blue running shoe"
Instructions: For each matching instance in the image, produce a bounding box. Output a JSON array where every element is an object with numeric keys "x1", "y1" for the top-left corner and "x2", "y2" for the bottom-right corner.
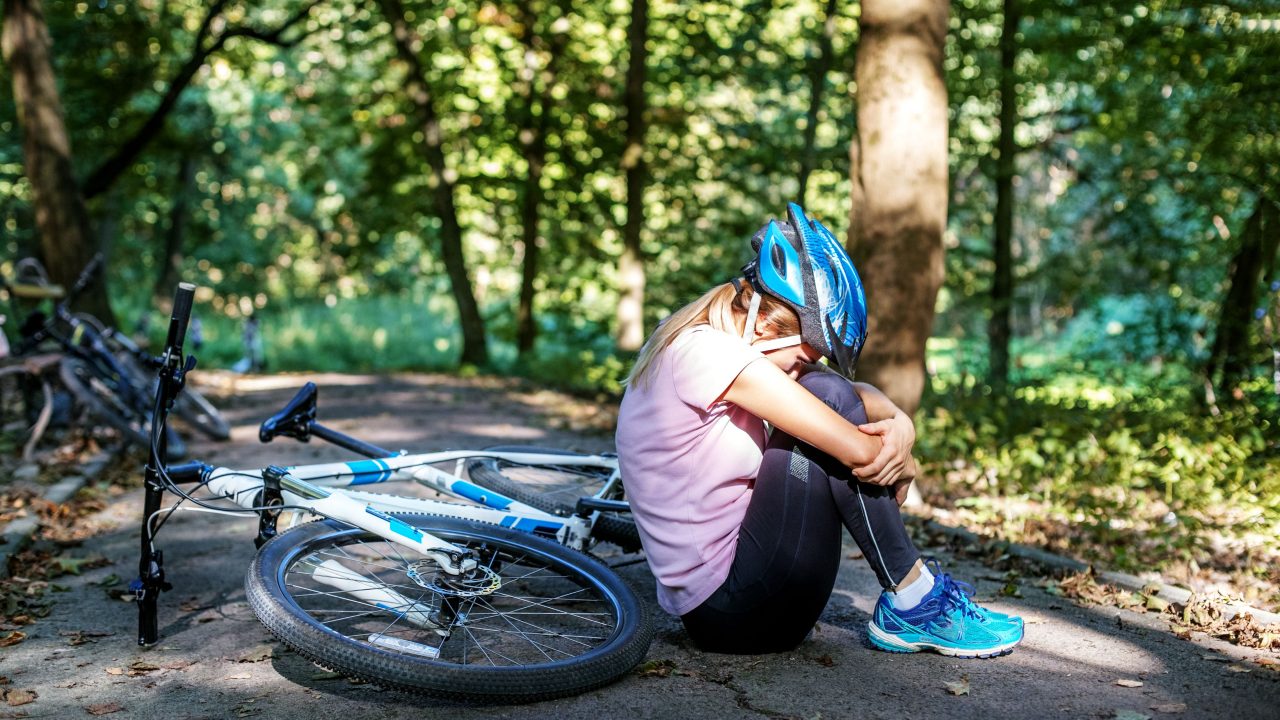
[
  {"x1": 868, "y1": 573, "x2": 1024, "y2": 658},
  {"x1": 922, "y1": 560, "x2": 1023, "y2": 629}
]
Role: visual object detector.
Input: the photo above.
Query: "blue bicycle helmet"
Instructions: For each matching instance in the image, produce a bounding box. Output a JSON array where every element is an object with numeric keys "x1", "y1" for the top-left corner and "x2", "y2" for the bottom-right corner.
[{"x1": 741, "y1": 203, "x2": 868, "y2": 374}]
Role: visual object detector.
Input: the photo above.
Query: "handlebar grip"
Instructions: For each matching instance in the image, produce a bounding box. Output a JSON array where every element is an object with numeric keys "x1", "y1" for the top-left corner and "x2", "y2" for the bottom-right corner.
[{"x1": 165, "y1": 283, "x2": 197, "y2": 355}]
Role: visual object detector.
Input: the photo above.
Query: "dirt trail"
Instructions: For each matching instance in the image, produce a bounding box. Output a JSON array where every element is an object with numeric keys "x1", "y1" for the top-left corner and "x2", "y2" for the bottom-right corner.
[{"x1": 2, "y1": 372, "x2": 1277, "y2": 719}]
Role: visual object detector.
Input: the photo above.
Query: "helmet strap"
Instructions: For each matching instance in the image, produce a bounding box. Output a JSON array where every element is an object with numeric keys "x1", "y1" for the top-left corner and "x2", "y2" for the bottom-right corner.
[
  {"x1": 741, "y1": 287, "x2": 762, "y2": 343},
  {"x1": 753, "y1": 334, "x2": 803, "y2": 352}
]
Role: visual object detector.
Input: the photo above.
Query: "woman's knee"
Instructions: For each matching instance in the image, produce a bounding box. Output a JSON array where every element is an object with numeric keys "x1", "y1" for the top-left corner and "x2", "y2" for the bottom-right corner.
[{"x1": 798, "y1": 371, "x2": 867, "y2": 424}]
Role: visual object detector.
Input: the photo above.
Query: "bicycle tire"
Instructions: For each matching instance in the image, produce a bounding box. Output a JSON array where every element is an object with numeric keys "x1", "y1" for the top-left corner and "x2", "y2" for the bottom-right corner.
[
  {"x1": 103, "y1": 334, "x2": 230, "y2": 442},
  {"x1": 172, "y1": 386, "x2": 231, "y2": 440},
  {"x1": 58, "y1": 356, "x2": 187, "y2": 459},
  {"x1": 465, "y1": 446, "x2": 641, "y2": 552},
  {"x1": 245, "y1": 514, "x2": 653, "y2": 703}
]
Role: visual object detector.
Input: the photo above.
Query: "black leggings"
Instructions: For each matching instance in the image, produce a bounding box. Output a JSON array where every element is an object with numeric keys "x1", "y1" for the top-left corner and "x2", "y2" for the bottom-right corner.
[{"x1": 681, "y1": 371, "x2": 922, "y2": 654}]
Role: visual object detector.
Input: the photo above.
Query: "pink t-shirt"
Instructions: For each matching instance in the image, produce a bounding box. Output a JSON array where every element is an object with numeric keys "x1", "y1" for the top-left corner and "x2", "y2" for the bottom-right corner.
[{"x1": 615, "y1": 325, "x2": 767, "y2": 615}]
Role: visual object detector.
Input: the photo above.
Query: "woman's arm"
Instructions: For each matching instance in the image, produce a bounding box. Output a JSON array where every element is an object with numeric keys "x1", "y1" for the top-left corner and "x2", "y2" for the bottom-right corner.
[
  {"x1": 851, "y1": 382, "x2": 902, "y2": 422},
  {"x1": 850, "y1": 382, "x2": 918, "y2": 485},
  {"x1": 723, "y1": 360, "x2": 886, "y2": 480}
]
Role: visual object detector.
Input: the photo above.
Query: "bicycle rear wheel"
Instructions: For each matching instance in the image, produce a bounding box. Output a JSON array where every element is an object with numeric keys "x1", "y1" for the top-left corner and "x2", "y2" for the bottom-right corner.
[
  {"x1": 466, "y1": 446, "x2": 641, "y2": 552},
  {"x1": 245, "y1": 514, "x2": 653, "y2": 703}
]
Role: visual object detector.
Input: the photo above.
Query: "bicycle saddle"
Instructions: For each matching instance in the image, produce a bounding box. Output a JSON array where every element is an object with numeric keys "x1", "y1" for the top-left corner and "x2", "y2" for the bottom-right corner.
[{"x1": 259, "y1": 382, "x2": 318, "y2": 443}]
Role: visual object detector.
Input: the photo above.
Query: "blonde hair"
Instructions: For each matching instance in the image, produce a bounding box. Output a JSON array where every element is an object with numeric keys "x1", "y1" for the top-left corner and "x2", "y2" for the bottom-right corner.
[{"x1": 625, "y1": 282, "x2": 801, "y2": 388}]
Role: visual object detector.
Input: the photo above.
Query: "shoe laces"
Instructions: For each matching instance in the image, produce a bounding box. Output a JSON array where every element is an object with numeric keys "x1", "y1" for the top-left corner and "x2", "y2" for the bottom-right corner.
[{"x1": 936, "y1": 573, "x2": 985, "y2": 621}]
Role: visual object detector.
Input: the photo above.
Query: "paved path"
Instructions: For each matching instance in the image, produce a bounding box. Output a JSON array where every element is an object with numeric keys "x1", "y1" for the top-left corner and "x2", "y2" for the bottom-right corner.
[{"x1": 3, "y1": 373, "x2": 1277, "y2": 719}]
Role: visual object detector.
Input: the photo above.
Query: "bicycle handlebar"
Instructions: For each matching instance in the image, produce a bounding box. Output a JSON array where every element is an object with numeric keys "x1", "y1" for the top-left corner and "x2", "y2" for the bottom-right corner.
[{"x1": 165, "y1": 283, "x2": 196, "y2": 360}]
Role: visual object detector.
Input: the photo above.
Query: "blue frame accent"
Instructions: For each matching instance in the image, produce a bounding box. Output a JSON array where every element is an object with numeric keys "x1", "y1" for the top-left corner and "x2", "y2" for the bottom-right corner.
[
  {"x1": 450, "y1": 479, "x2": 514, "y2": 510},
  {"x1": 365, "y1": 506, "x2": 424, "y2": 542},
  {"x1": 347, "y1": 459, "x2": 393, "y2": 485}
]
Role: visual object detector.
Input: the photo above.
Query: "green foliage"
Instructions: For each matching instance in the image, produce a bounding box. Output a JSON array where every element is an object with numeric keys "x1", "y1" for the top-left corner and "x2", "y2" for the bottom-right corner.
[{"x1": 917, "y1": 373, "x2": 1280, "y2": 575}]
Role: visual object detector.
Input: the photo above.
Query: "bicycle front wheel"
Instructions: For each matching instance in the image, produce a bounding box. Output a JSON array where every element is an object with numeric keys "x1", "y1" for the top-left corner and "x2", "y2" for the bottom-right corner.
[
  {"x1": 245, "y1": 514, "x2": 653, "y2": 703},
  {"x1": 466, "y1": 446, "x2": 641, "y2": 552}
]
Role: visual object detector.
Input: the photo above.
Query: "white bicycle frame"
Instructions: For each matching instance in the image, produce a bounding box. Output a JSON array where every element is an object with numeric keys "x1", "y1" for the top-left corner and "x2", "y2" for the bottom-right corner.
[{"x1": 197, "y1": 449, "x2": 622, "y2": 563}]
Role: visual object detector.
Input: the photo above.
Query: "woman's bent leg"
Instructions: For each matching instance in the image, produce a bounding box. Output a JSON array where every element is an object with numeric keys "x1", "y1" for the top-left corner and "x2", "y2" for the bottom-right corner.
[
  {"x1": 796, "y1": 371, "x2": 922, "y2": 590},
  {"x1": 682, "y1": 372, "x2": 921, "y2": 653}
]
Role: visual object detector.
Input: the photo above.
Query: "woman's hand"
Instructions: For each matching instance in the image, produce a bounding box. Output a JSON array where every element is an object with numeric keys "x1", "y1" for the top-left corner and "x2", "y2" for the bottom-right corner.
[{"x1": 851, "y1": 411, "x2": 917, "y2": 486}]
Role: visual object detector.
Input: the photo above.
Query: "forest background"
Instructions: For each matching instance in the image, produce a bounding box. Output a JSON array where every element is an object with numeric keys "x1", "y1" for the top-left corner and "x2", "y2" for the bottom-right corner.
[{"x1": 2, "y1": 0, "x2": 1278, "y2": 613}]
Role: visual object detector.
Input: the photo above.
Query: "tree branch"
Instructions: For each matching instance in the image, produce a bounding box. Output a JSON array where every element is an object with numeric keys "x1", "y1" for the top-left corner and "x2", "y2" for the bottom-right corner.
[
  {"x1": 82, "y1": 0, "x2": 324, "y2": 199},
  {"x1": 220, "y1": 0, "x2": 326, "y2": 48}
]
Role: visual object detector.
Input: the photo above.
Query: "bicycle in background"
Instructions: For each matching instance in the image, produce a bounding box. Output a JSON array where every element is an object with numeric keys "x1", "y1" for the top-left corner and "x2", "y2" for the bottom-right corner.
[{"x1": 0, "y1": 256, "x2": 229, "y2": 458}]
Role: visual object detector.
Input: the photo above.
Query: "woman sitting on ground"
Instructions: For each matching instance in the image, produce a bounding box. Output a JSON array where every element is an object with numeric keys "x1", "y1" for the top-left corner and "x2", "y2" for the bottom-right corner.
[{"x1": 616, "y1": 204, "x2": 1023, "y2": 657}]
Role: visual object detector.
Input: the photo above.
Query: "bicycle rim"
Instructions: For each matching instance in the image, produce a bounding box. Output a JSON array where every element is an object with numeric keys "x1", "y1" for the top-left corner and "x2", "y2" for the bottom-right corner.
[{"x1": 245, "y1": 514, "x2": 652, "y2": 703}]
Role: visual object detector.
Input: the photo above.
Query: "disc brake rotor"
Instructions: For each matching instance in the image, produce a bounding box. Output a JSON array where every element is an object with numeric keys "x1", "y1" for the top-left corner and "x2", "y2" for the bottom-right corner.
[{"x1": 406, "y1": 561, "x2": 501, "y2": 598}]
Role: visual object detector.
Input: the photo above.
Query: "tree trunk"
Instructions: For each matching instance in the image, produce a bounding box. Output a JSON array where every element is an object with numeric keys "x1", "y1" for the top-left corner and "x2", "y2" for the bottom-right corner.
[
  {"x1": 153, "y1": 156, "x2": 195, "y2": 304},
  {"x1": 3, "y1": 0, "x2": 113, "y2": 324},
  {"x1": 615, "y1": 0, "x2": 649, "y2": 352},
  {"x1": 1207, "y1": 198, "x2": 1280, "y2": 395},
  {"x1": 377, "y1": 0, "x2": 488, "y2": 366},
  {"x1": 987, "y1": 0, "x2": 1019, "y2": 390},
  {"x1": 798, "y1": 0, "x2": 838, "y2": 206},
  {"x1": 846, "y1": 0, "x2": 950, "y2": 418},
  {"x1": 515, "y1": 0, "x2": 567, "y2": 358}
]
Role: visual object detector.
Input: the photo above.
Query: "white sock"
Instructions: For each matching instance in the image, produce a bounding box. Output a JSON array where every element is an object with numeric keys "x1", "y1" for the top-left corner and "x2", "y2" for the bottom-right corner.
[{"x1": 889, "y1": 565, "x2": 935, "y2": 611}]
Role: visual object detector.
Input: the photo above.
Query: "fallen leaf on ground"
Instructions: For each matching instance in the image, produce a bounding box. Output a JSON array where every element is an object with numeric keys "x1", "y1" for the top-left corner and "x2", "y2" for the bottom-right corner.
[
  {"x1": 127, "y1": 661, "x2": 160, "y2": 674},
  {"x1": 943, "y1": 675, "x2": 970, "y2": 696},
  {"x1": 224, "y1": 673, "x2": 252, "y2": 680},
  {"x1": 160, "y1": 659, "x2": 195, "y2": 670},
  {"x1": 1200, "y1": 654, "x2": 1230, "y2": 662},
  {"x1": 86, "y1": 702, "x2": 124, "y2": 716},
  {"x1": 4, "y1": 689, "x2": 37, "y2": 707},
  {"x1": 61, "y1": 630, "x2": 114, "y2": 646},
  {"x1": 1150, "y1": 703, "x2": 1187, "y2": 714},
  {"x1": 104, "y1": 667, "x2": 125, "y2": 676},
  {"x1": 1113, "y1": 710, "x2": 1151, "y2": 720},
  {"x1": 636, "y1": 659, "x2": 675, "y2": 678},
  {"x1": 53, "y1": 556, "x2": 108, "y2": 576},
  {"x1": 238, "y1": 646, "x2": 276, "y2": 663},
  {"x1": 1226, "y1": 664, "x2": 1251, "y2": 673},
  {"x1": 1116, "y1": 679, "x2": 1144, "y2": 688},
  {"x1": 0, "y1": 632, "x2": 25, "y2": 648}
]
